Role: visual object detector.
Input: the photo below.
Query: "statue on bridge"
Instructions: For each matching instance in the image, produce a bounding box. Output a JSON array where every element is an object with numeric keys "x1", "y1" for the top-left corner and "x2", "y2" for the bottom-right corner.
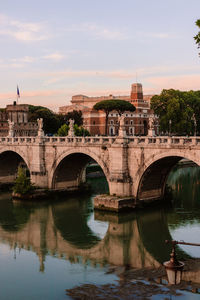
[
  {"x1": 37, "y1": 118, "x2": 44, "y2": 137},
  {"x1": 67, "y1": 119, "x2": 75, "y2": 137},
  {"x1": 8, "y1": 119, "x2": 15, "y2": 137},
  {"x1": 118, "y1": 114, "x2": 127, "y2": 138},
  {"x1": 148, "y1": 116, "x2": 156, "y2": 136},
  {"x1": 148, "y1": 116, "x2": 154, "y2": 129},
  {"x1": 119, "y1": 114, "x2": 125, "y2": 127}
]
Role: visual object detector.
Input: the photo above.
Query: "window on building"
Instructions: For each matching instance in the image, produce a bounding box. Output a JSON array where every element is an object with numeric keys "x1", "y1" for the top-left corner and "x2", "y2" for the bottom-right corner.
[
  {"x1": 110, "y1": 120, "x2": 114, "y2": 125},
  {"x1": 125, "y1": 121, "x2": 128, "y2": 125},
  {"x1": 130, "y1": 120, "x2": 133, "y2": 125},
  {"x1": 93, "y1": 121, "x2": 95, "y2": 125}
]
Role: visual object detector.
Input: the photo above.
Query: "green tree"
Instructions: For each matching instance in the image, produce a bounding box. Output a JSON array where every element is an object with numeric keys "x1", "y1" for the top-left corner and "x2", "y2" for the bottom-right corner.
[
  {"x1": 93, "y1": 99, "x2": 135, "y2": 135},
  {"x1": 151, "y1": 89, "x2": 200, "y2": 135},
  {"x1": 57, "y1": 123, "x2": 90, "y2": 136},
  {"x1": 57, "y1": 124, "x2": 69, "y2": 136},
  {"x1": 74, "y1": 124, "x2": 90, "y2": 136},
  {"x1": 64, "y1": 110, "x2": 83, "y2": 126},
  {"x1": 28, "y1": 105, "x2": 62, "y2": 134},
  {"x1": 13, "y1": 167, "x2": 34, "y2": 195},
  {"x1": 194, "y1": 19, "x2": 200, "y2": 55}
]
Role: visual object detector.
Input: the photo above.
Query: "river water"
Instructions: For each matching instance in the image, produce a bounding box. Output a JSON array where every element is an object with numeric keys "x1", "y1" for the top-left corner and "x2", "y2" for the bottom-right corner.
[{"x1": 0, "y1": 165, "x2": 200, "y2": 299}]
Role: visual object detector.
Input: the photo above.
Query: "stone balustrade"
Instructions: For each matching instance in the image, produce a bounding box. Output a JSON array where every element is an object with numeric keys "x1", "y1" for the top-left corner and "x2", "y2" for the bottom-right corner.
[{"x1": 0, "y1": 135, "x2": 200, "y2": 147}]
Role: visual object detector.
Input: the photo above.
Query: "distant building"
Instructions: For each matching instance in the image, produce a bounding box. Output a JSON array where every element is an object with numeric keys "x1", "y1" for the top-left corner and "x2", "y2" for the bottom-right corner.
[
  {"x1": 59, "y1": 83, "x2": 158, "y2": 136},
  {"x1": 0, "y1": 101, "x2": 38, "y2": 136}
]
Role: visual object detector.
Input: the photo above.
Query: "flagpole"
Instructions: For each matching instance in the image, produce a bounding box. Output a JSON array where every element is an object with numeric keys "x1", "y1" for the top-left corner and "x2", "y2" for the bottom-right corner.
[{"x1": 16, "y1": 85, "x2": 20, "y2": 104}]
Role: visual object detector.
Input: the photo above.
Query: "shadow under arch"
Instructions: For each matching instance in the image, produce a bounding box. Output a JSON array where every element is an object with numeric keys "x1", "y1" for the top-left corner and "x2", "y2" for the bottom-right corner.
[
  {"x1": 52, "y1": 152, "x2": 109, "y2": 192},
  {"x1": 0, "y1": 151, "x2": 32, "y2": 232},
  {"x1": 0, "y1": 150, "x2": 30, "y2": 184},
  {"x1": 52, "y1": 196, "x2": 106, "y2": 249},
  {"x1": 137, "y1": 156, "x2": 198, "y2": 201}
]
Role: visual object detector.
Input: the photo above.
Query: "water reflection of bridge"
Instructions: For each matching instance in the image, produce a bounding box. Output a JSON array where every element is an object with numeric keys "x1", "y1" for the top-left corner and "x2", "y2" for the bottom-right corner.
[
  {"x1": 0, "y1": 196, "x2": 200, "y2": 283},
  {"x1": 0, "y1": 202, "x2": 159, "y2": 271}
]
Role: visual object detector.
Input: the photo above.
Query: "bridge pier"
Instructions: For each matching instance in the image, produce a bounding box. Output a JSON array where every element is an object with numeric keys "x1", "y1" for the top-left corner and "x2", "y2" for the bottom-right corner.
[
  {"x1": 31, "y1": 172, "x2": 48, "y2": 189},
  {"x1": 108, "y1": 139, "x2": 132, "y2": 197},
  {"x1": 30, "y1": 139, "x2": 48, "y2": 189}
]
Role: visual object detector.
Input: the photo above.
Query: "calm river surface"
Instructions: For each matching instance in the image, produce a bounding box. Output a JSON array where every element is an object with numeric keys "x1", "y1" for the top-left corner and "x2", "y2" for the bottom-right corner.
[{"x1": 0, "y1": 165, "x2": 200, "y2": 299}]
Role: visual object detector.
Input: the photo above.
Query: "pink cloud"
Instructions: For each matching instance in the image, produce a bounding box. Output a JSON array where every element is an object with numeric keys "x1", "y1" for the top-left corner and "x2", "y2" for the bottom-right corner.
[{"x1": 147, "y1": 74, "x2": 200, "y2": 93}]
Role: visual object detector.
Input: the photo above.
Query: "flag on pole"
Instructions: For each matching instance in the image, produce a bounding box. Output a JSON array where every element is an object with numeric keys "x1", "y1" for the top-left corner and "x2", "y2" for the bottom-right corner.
[{"x1": 17, "y1": 85, "x2": 20, "y2": 98}]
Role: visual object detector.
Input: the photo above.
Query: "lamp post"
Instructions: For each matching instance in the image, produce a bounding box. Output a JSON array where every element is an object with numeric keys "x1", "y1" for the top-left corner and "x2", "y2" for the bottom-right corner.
[
  {"x1": 191, "y1": 114, "x2": 197, "y2": 136},
  {"x1": 169, "y1": 119, "x2": 172, "y2": 137},
  {"x1": 164, "y1": 240, "x2": 184, "y2": 285}
]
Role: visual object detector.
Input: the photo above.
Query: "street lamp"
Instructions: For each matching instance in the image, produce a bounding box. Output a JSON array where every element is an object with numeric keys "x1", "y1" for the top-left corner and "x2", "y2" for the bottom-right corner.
[
  {"x1": 191, "y1": 114, "x2": 197, "y2": 136},
  {"x1": 169, "y1": 119, "x2": 172, "y2": 137},
  {"x1": 164, "y1": 240, "x2": 184, "y2": 285}
]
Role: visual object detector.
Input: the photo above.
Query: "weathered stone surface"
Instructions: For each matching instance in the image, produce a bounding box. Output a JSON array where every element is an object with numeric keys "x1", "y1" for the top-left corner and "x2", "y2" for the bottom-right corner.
[
  {"x1": 94, "y1": 194, "x2": 135, "y2": 211},
  {"x1": 0, "y1": 135, "x2": 199, "y2": 202}
]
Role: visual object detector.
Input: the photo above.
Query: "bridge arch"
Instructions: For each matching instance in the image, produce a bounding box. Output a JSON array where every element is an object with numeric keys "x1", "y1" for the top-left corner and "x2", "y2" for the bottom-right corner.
[
  {"x1": 136, "y1": 151, "x2": 200, "y2": 202},
  {"x1": 49, "y1": 148, "x2": 110, "y2": 191},
  {"x1": 0, "y1": 147, "x2": 30, "y2": 169},
  {"x1": 0, "y1": 149, "x2": 30, "y2": 185}
]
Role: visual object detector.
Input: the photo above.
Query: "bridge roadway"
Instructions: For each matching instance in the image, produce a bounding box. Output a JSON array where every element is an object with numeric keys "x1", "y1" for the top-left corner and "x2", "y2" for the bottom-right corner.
[{"x1": 0, "y1": 135, "x2": 200, "y2": 201}]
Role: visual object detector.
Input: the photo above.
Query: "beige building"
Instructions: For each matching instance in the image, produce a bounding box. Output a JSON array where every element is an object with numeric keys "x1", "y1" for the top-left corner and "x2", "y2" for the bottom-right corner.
[
  {"x1": 0, "y1": 102, "x2": 38, "y2": 136},
  {"x1": 59, "y1": 83, "x2": 158, "y2": 136}
]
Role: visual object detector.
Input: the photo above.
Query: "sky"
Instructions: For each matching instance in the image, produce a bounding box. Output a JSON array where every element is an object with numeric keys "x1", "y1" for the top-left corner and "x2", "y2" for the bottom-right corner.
[{"x1": 0, "y1": 0, "x2": 200, "y2": 111}]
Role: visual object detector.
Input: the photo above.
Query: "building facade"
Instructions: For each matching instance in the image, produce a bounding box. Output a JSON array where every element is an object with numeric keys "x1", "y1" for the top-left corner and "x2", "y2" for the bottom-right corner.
[
  {"x1": 0, "y1": 102, "x2": 38, "y2": 137},
  {"x1": 59, "y1": 83, "x2": 158, "y2": 136}
]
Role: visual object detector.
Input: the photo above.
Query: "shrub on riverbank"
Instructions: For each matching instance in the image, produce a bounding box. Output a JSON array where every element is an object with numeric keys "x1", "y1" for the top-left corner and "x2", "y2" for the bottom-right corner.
[{"x1": 13, "y1": 167, "x2": 34, "y2": 195}]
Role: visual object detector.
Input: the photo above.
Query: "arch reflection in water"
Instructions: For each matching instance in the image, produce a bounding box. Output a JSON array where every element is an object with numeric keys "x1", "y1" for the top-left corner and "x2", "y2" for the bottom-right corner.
[
  {"x1": 167, "y1": 165, "x2": 200, "y2": 258},
  {"x1": 0, "y1": 187, "x2": 200, "y2": 286},
  {"x1": 0, "y1": 194, "x2": 161, "y2": 270},
  {"x1": 52, "y1": 196, "x2": 108, "y2": 249}
]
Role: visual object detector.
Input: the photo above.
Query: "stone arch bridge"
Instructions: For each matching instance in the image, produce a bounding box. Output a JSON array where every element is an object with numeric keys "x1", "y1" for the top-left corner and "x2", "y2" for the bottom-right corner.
[{"x1": 0, "y1": 135, "x2": 200, "y2": 202}]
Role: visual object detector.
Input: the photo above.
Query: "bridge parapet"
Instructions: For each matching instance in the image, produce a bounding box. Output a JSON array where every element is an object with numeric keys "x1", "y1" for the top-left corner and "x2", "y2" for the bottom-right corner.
[
  {"x1": 0, "y1": 137, "x2": 37, "y2": 144},
  {"x1": 44, "y1": 136, "x2": 117, "y2": 145},
  {"x1": 0, "y1": 135, "x2": 200, "y2": 147},
  {"x1": 128, "y1": 136, "x2": 200, "y2": 147}
]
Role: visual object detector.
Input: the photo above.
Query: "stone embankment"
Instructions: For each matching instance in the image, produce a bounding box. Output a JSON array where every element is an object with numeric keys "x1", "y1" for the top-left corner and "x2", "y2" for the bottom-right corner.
[{"x1": 12, "y1": 185, "x2": 90, "y2": 201}]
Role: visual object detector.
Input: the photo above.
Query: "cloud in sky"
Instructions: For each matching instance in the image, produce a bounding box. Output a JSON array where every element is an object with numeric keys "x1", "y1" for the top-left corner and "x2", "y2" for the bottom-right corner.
[
  {"x1": 11, "y1": 56, "x2": 35, "y2": 63},
  {"x1": 138, "y1": 31, "x2": 178, "y2": 40},
  {"x1": 43, "y1": 53, "x2": 65, "y2": 61},
  {"x1": 0, "y1": 1, "x2": 200, "y2": 111},
  {"x1": 147, "y1": 74, "x2": 200, "y2": 91},
  {"x1": 64, "y1": 22, "x2": 179, "y2": 41},
  {"x1": 32, "y1": 64, "x2": 200, "y2": 86},
  {"x1": 0, "y1": 52, "x2": 65, "y2": 69},
  {"x1": 0, "y1": 13, "x2": 48, "y2": 42},
  {"x1": 0, "y1": 73, "x2": 200, "y2": 111},
  {"x1": 64, "y1": 22, "x2": 129, "y2": 41}
]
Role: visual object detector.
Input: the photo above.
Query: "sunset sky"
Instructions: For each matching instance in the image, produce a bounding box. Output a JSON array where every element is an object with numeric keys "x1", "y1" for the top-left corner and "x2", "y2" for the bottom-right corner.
[{"x1": 0, "y1": 0, "x2": 200, "y2": 111}]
